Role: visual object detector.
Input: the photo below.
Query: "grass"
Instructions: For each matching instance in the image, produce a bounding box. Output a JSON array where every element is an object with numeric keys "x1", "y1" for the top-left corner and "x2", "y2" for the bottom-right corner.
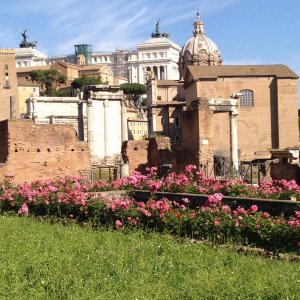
[{"x1": 0, "y1": 216, "x2": 299, "y2": 299}]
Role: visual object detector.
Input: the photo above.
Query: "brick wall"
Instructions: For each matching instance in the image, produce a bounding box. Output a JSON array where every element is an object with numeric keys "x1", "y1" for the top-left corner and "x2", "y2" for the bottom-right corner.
[
  {"x1": 0, "y1": 119, "x2": 90, "y2": 183},
  {"x1": 0, "y1": 49, "x2": 19, "y2": 120},
  {"x1": 148, "y1": 137, "x2": 174, "y2": 167},
  {"x1": 270, "y1": 162, "x2": 300, "y2": 184},
  {"x1": 122, "y1": 140, "x2": 149, "y2": 175},
  {"x1": 122, "y1": 137, "x2": 175, "y2": 175}
]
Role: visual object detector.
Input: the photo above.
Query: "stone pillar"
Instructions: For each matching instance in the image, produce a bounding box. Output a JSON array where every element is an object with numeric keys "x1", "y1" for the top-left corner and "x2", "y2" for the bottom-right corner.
[
  {"x1": 87, "y1": 100, "x2": 95, "y2": 158},
  {"x1": 120, "y1": 163, "x2": 129, "y2": 178},
  {"x1": 103, "y1": 99, "x2": 110, "y2": 156},
  {"x1": 151, "y1": 110, "x2": 157, "y2": 134},
  {"x1": 230, "y1": 109, "x2": 239, "y2": 171},
  {"x1": 77, "y1": 101, "x2": 84, "y2": 141},
  {"x1": 121, "y1": 102, "x2": 128, "y2": 142},
  {"x1": 10, "y1": 96, "x2": 17, "y2": 119}
]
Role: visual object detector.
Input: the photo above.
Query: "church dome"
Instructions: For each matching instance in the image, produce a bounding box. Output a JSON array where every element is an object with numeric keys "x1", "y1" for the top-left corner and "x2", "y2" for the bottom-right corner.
[{"x1": 179, "y1": 13, "x2": 222, "y2": 78}]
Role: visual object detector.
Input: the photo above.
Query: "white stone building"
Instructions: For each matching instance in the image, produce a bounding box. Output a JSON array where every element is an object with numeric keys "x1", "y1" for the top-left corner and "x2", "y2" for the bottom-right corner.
[
  {"x1": 46, "y1": 24, "x2": 181, "y2": 84},
  {"x1": 15, "y1": 47, "x2": 48, "y2": 68},
  {"x1": 25, "y1": 85, "x2": 129, "y2": 174}
]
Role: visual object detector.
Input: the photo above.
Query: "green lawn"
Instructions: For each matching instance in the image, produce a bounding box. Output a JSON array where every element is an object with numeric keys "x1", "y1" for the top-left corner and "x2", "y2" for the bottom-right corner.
[{"x1": 0, "y1": 216, "x2": 299, "y2": 300}]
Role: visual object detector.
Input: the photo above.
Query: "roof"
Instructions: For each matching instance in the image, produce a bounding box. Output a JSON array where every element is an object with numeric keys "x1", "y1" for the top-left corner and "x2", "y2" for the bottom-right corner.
[
  {"x1": 187, "y1": 64, "x2": 299, "y2": 80},
  {"x1": 157, "y1": 80, "x2": 182, "y2": 86}
]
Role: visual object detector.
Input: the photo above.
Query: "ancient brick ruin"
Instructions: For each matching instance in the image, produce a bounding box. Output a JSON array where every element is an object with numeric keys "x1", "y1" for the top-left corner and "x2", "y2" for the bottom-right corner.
[{"x1": 0, "y1": 119, "x2": 90, "y2": 183}]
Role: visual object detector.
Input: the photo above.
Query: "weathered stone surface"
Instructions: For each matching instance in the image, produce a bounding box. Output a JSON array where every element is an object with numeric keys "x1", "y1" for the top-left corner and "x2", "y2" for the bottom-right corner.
[
  {"x1": 122, "y1": 140, "x2": 149, "y2": 174},
  {"x1": 270, "y1": 162, "x2": 300, "y2": 184},
  {"x1": 0, "y1": 119, "x2": 90, "y2": 183}
]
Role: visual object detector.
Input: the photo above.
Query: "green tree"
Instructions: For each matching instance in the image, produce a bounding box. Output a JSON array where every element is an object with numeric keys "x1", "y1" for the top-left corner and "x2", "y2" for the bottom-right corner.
[
  {"x1": 71, "y1": 75, "x2": 103, "y2": 90},
  {"x1": 29, "y1": 69, "x2": 66, "y2": 96},
  {"x1": 120, "y1": 83, "x2": 146, "y2": 108}
]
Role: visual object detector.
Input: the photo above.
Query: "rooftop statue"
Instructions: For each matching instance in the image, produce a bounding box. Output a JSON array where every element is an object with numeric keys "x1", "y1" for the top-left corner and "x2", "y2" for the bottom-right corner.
[
  {"x1": 151, "y1": 19, "x2": 170, "y2": 38},
  {"x1": 21, "y1": 29, "x2": 28, "y2": 42},
  {"x1": 19, "y1": 29, "x2": 37, "y2": 49}
]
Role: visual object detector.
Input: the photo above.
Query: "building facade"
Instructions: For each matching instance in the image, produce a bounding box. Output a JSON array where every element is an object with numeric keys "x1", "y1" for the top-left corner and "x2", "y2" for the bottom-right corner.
[
  {"x1": 146, "y1": 13, "x2": 299, "y2": 171},
  {"x1": 0, "y1": 49, "x2": 19, "y2": 120},
  {"x1": 46, "y1": 24, "x2": 181, "y2": 84}
]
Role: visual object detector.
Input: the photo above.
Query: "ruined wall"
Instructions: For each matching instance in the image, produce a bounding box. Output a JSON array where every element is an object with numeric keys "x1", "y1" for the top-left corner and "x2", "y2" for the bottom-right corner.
[
  {"x1": 0, "y1": 119, "x2": 90, "y2": 183},
  {"x1": 148, "y1": 137, "x2": 174, "y2": 167},
  {"x1": 122, "y1": 140, "x2": 149, "y2": 175},
  {"x1": 277, "y1": 78, "x2": 299, "y2": 149},
  {"x1": 176, "y1": 109, "x2": 200, "y2": 170},
  {"x1": 122, "y1": 137, "x2": 175, "y2": 175},
  {"x1": 270, "y1": 162, "x2": 300, "y2": 184}
]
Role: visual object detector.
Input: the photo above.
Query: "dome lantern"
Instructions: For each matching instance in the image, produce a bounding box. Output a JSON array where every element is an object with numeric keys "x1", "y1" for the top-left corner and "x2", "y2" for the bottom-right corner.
[{"x1": 179, "y1": 12, "x2": 222, "y2": 79}]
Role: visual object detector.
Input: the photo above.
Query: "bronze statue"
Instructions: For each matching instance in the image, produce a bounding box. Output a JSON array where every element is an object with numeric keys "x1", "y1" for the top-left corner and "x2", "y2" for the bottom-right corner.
[
  {"x1": 151, "y1": 19, "x2": 170, "y2": 38},
  {"x1": 19, "y1": 29, "x2": 37, "y2": 48},
  {"x1": 21, "y1": 29, "x2": 28, "y2": 42},
  {"x1": 155, "y1": 20, "x2": 160, "y2": 34}
]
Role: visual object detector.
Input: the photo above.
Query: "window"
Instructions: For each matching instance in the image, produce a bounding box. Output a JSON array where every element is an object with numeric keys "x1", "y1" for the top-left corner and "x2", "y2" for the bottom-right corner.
[
  {"x1": 174, "y1": 116, "x2": 180, "y2": 128},
  {"x1": 240, "y1": 89, "x2": 254, "y2": 106}
]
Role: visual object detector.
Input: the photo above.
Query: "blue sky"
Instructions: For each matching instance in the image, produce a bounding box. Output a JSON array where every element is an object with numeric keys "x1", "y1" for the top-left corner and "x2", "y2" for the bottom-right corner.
[{"x1": 1, "y1": 0, "x2": 300, "y2": 76}]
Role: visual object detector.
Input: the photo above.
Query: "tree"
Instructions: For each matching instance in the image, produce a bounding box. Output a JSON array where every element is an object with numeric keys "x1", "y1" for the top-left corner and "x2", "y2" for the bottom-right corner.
[
  {"x1": 120, "y1": 83, "x2": 146, "y2": 108},
  {"x1": 29, "y1": 69, "x2": 66, "y2": 96},
  {"x1": 71, "y1": 75, "x2": 103, "y2": 90}
]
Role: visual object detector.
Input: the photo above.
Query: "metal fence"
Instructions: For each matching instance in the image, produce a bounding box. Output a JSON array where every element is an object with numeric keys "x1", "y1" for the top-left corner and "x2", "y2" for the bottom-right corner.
[{"x1": 199, "y1": 159, "x2": 271, "y2": 185}]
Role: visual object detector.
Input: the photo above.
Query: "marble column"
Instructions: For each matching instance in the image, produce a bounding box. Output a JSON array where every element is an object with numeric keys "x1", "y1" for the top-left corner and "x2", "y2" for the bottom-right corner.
[
  {"x1": 87, "y1": 100, "x2": 95, "y2": 157},
  {"x1": 230, "y1": 109, "x2": 239, "y2": 171},
  {"x1": 103, "y1": 99, "x2": 110, "y2": 156},
  {"x1": 121, "y1": 101, "x2": 128, "y2": 142}
]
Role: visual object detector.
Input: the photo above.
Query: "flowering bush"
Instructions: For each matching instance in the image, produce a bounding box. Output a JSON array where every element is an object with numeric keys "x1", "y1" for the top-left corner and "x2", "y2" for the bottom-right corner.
[
  {"x1": 0, "y1": 169, "x2": 300, "y2": 252},
  {"x1": 114, "y1": 165, "x2": 300, "y2": 200}
]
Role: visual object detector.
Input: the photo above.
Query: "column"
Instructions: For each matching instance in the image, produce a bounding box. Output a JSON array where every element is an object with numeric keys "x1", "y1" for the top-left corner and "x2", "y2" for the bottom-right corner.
[
  {"x1": 77, "y1": 101, "x2": 84, "y2": 141},
  {"x1": 87, "y1": 100, "x2": 95, "y2": 157},
  {"x1": 121, "y1": 101, "x2": 128, "y2": 142},
  {"x1": 230, "y1": 109, "x2": 239, "y2": 172},
  {"x1": 151, "y1": 109, "x2": 157, "y2": 134},
  {"x1": 103, "y1": 99, "x2": 110, "y2": 156}
]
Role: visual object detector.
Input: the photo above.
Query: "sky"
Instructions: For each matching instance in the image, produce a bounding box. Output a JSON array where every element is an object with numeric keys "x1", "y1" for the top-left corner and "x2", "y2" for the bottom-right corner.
[{"x1": 1, "y1": 0, "x2": 300, "y2": 76}]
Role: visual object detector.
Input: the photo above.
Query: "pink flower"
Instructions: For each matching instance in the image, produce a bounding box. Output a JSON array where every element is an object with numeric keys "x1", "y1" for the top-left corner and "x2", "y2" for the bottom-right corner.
[
  {"x1": 221, "y1": 205, "x2": 231, "y2": 213},
  {"x1": 297, "y1": 241, "x2": 300, "y2": 248},
  {"x1": 18, "y1": 203, "x2": 29, "y2": 215},
  {"x1": 249, "y1": 205, "x2": 258, "y2": 213},
  {"x1": 182, "y1": 197, "x2": 190, "y2": 204},
  {"x1": 184, "y1": 165, "x2": 197, "y2": 173},
  {"x1": 115, "y1": 220, "x2": 123, "y2": 229},
  {"x1": 295, "y1": 211, "x2": 300, "y2": 218},
  {"x1": 214, "y1": 219, "x2": 220, "y2": 226},
  {"x1": 261, "y1": 212, "x2": 270, "y2": 218}
]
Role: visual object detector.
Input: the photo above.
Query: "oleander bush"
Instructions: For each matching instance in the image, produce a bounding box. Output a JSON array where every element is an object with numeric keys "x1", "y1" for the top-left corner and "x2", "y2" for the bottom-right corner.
[{"x1": 0, "y1": 167, "x2": 299, "y2": 252}]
